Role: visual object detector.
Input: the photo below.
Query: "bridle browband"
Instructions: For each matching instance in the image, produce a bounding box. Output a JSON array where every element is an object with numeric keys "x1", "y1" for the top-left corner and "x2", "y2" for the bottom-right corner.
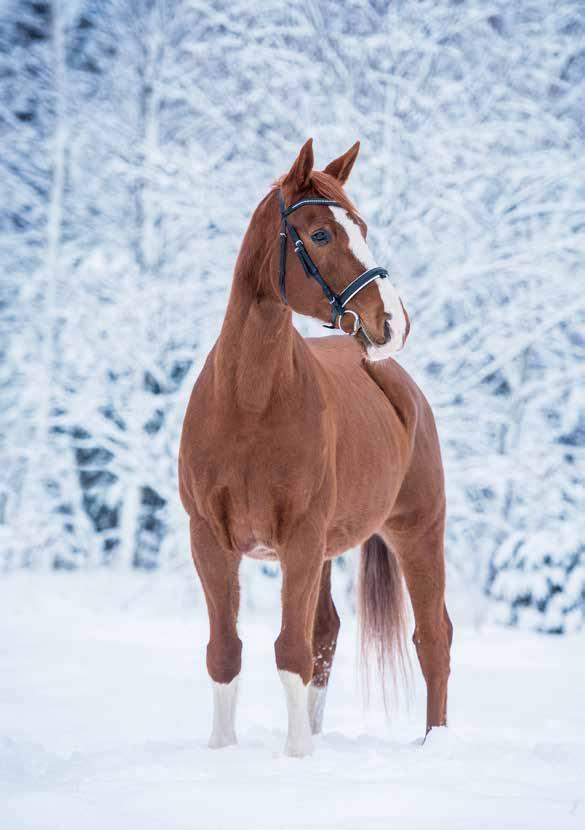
[{"x1": 278, "y1": 190, "x2": 390, "y2": 334}]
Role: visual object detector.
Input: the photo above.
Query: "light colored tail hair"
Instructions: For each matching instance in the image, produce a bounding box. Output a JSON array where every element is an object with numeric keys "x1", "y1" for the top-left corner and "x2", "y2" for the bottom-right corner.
[{"x1": 358, "y1": 534, "x2": 411, "y2": 709}]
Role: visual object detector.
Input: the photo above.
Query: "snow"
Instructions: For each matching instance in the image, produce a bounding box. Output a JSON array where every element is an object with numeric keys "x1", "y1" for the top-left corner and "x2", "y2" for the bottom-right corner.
[{"x1": 1, "y1": 571, "x2": 583, "y2": 829}]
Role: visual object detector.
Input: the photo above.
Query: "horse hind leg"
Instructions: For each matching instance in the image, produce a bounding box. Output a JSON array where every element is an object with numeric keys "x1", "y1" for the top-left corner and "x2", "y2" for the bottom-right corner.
[
  {"x1": 190, "y1": 516, "x2": 242, "y2": 749},
  {"x1": 309, "y1": 561, "x2": 340, "y2": 734},
  {"x1": 382, "y1": 523, "x2": 452, "y2": 733}
]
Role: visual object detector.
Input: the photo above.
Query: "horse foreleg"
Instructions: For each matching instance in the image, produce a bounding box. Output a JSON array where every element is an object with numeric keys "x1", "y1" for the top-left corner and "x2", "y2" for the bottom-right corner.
[
  {"x1": 309, "y1": 560, "x2": 340, "y2": 735},
  {"x1": 190, "y1": 516, "x2": 242, "y2": 749},
  {"x1": 275, "y1": 544, "x2": 324, "y2": 757}
]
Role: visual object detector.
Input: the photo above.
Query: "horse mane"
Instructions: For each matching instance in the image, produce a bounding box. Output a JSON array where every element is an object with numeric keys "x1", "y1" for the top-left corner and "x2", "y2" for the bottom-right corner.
[{"x1": 230, "y1": 189, "x2": 279, "y2": 299}]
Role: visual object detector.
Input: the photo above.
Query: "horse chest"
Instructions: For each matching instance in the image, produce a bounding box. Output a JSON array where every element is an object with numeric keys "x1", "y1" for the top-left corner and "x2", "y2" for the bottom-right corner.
[
  {"x1": 236, "y1": 429, "x2": 328, "y2": 501},
  {"x1": 185, "y1": 415, "x2": 332, "y2": 550}
]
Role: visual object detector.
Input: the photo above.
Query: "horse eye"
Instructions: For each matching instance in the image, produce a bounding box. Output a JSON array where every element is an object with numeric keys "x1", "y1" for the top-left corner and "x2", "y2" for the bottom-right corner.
[{"x1": 310, "y1": 229, "x2": 330, "y2": 246}]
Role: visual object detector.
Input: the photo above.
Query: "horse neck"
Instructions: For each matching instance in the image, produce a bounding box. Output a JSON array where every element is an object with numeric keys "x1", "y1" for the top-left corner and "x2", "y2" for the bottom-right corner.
[{"x1": 214, "y1": 264, "x2": 298, "y2": 414}]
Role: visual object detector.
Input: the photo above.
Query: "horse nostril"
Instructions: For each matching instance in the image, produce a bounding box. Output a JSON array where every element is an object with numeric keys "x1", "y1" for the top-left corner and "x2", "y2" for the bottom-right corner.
[{"x1": 384, "y1": 319, "x2": 393, "y2": 343}]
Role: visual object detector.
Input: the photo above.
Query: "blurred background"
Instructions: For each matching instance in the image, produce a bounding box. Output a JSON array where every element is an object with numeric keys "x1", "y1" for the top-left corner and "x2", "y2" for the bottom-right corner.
[{"x1": 1, "y1": 0, "x2": 584, "y2": 633}]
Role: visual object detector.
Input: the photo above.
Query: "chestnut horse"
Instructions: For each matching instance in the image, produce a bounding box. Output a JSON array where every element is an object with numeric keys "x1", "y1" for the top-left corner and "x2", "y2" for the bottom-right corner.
[{"x1": 179, "y1": 139, "x2": 452, "y2": 757}]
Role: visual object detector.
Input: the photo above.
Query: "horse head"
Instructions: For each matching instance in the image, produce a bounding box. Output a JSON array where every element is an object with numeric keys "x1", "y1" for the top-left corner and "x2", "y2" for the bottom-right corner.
[{"x1": 274, "y1": 138, "x2": 410, "y2": 360}]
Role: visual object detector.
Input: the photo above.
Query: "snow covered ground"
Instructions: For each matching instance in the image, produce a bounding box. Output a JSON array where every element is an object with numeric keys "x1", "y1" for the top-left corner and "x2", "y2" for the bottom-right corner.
[{"x1": 1, "y1": 569, "x2": 583, "y2": 830}]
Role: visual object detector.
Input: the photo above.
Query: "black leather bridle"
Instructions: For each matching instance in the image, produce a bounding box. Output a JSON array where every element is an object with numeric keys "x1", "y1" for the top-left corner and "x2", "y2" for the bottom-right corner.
[{"x1": 278, "y1": 190, "x2": 390, "y2": 333}]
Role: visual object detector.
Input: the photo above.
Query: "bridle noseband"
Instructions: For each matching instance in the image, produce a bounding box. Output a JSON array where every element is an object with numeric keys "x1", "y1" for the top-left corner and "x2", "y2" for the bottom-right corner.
[{"x1": 278, "y1": 191, "x2": 390, "y2": 334}]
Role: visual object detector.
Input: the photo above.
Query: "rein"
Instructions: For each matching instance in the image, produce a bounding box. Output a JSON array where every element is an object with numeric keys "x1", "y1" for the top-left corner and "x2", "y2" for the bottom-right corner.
[{"x1": 278, "y1": 191, "x2": 390, "y2": 334}]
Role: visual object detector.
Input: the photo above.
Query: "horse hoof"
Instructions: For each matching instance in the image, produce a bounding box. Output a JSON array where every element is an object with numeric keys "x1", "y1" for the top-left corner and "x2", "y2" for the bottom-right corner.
[
  {"x1": 208, "y1": 732, "x2": 237, "y2": 749},
  {"x1": 284, "y1": 736, "x2": 314, "y2": 758}
]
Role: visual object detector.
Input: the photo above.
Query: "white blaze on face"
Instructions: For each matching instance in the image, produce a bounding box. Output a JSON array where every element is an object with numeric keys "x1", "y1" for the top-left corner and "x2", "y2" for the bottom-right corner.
[{"x1": 330, "y1": 206, "x2": 407, "y2": 360}]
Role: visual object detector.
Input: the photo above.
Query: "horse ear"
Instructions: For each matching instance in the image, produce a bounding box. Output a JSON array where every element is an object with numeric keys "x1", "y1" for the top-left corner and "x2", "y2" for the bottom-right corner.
[
  {"x1": 323, "y1": 141, "x2": 360, "y2": 184},
  {"x1": 283, "y1": 138, "x2": 314, "y2": 191}
]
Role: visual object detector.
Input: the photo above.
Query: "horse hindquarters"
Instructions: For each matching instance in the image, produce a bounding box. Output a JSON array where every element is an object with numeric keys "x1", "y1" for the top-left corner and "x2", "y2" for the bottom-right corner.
[{"x1": 361, "y1": 357, "x2": 452, "y2": 732}]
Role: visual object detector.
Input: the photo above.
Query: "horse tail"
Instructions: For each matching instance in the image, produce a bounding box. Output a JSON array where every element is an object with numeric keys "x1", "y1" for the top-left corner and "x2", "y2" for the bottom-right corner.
[{"x1": 358, "y1": 534, "x2": 410, "y2": 708}]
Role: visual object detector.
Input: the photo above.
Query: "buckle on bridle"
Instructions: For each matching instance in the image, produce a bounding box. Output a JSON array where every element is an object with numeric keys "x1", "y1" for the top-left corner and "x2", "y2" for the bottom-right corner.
[{"x1": 337, "y1": 308, "x2": 361, "y2": 336}]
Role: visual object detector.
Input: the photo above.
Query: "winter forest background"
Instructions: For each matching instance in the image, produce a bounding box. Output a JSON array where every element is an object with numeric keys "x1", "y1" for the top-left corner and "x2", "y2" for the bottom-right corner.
[{"x1": 1, "y1": 0, "x2": 584, "y2": 633}]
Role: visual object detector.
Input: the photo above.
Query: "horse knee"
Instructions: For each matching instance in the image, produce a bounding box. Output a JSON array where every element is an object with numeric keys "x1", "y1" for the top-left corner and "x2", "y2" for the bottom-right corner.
[
  {"x1": 275, "y1": 632, "x2": 313, "y2": 684},
  {"x1": 207, "y1": 635, "x2": 242, "y2": 684}
]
